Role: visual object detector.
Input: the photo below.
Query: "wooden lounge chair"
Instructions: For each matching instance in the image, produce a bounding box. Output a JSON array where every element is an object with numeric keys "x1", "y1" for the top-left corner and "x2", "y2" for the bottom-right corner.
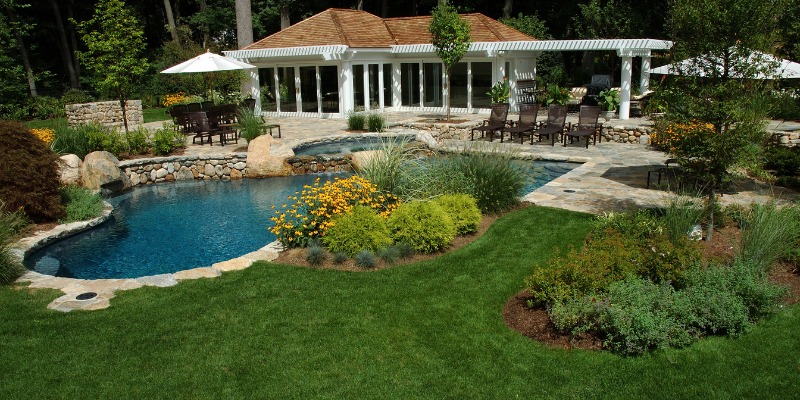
[
  {"x1": 501, "y1": 104, "x2": 539, "y2": 144},
  {"x1": 186, "y1": 112, "x2": 218, "y2": 145},
  {"x1": 563, "y1": 105, "x2": 601, "y2": 148},
  {"x1": 532, "y1": 105, "x2": 568, "y2": 146},
  {"x1": 471, "y1": 103, "x2": 509, "y2": 141}
]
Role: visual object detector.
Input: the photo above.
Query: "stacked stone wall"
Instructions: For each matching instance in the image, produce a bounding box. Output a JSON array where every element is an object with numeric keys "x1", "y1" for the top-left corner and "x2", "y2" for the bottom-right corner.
[
  {"x1": 285, "y1": 155, "x2": 354, "y2": 175},
  {"x1": 65, "y1": 100, "x2": 144, "y2": 130},
  {"x1": 120, "y1": 154, "x2": 247, "y2": 186}
]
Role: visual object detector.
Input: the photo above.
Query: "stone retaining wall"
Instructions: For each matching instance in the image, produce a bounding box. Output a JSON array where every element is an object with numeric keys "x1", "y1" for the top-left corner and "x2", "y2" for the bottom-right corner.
[
  {"x1": 65, "y1": 100, "x2": 144, "y2": 130},
  {"x1": 120, "y1": 153, "x2": 248, "y2": 186},
  {"x1": 285, "y1": 154, "x2": 354, "y2": 175}
]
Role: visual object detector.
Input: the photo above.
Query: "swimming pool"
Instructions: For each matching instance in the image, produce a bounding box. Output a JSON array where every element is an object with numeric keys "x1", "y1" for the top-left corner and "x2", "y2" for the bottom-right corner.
[{"x1": 24, "y1": 161, "x2": 578, "y2": 279}]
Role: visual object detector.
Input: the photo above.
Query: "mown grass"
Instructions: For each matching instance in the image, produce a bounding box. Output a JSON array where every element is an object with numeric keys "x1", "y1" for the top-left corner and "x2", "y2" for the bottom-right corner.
[
  {"x1": 1, "y1": 206, "x2": 798, "y2": 399},
  {"x1": 25, "y1": 108, "x2": 168, "y2": 130}
]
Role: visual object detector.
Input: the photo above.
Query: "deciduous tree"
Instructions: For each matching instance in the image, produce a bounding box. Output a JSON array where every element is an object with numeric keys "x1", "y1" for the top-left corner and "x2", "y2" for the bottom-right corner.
[
  {"x1": 429, "y1": 0, "x2": 470, "y2": 121},
  {"x1": 76, "y1": 0, "x2": 149, "y2": 133}
]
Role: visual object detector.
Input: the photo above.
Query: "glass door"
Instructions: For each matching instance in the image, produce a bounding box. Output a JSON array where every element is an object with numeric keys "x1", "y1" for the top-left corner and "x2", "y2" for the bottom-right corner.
[
  {"x1": 277, "y1": 67, "x2": 297, "y2": 112},
  {"x1": 299, "y1": 66, "x2": 318, "y2": 113},
  {"x1": 423, "y1": 62, "x2": 442, "y2": 107}
]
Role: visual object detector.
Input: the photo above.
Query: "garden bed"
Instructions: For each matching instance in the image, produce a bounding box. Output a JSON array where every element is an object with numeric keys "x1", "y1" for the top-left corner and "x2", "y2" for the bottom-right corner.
[{"x1": 504, "y1": 224, "x2": 800, "y2": 351}]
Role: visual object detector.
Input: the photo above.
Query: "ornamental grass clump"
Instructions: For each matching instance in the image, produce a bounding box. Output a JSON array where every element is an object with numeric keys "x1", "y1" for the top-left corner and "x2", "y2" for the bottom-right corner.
[
  {"x1": 738, "y1": 202, "x2": 800, "y2": 271},
  {"x1": 236, "y1": 107, "x2": 267, "y2": 143},
  {"x1": 356, "y1": 135, "x2": 413, "y2": 195},
  {"x1": 60, "y1": 186, "x2": 104, "y2": 223},
  {"x1": 270, "y1": 176, "x2": 400, "y2": 248},
  {"x1": 305, "y1": 244, "x2": 329, "y2": 267},
  {"x1": 354, "y1": 250, "x2": 377, "y2": 269},
  {"x1": 347, "y1": 111, "x2": 366, "y2": 131},
  {"x1": 0, "y1": 204, "x2": 29, "y2": 285}
]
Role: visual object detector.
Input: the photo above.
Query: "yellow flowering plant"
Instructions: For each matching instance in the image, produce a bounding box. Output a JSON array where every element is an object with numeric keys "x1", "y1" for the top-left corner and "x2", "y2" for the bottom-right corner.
[
  {"x1": 650, "y1": 121, "x2": 714, "y2": 153},
  {"x1": 30, "y1": 128, "x2": 55, "y2": 145},
  {"x1": 269, "y1": 175, "x2": 400, "y2": 248}
]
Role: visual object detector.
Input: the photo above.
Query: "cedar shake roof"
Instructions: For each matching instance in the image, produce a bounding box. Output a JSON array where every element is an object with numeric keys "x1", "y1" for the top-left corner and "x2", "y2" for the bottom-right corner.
[{"x1": 243, "y1": 9, "x2": 535, "y2": 50}]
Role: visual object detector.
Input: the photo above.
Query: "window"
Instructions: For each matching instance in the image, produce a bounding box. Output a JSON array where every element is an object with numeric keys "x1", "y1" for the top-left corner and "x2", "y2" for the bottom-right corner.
[
  {"x1": 400, "y1": 63, "x2": 420, "y2": 106},
  {"x1": 423, "y1": 62, "x2": 442, "y2": 107}
]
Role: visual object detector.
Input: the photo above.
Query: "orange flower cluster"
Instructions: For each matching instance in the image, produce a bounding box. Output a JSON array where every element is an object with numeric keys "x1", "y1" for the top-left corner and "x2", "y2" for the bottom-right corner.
[
  {"x1": 30, "y1": 128, "x2": 55, "y2": 144},
  {"x1": 163, "y1": 93, "x2": 189, "y2": 108},
  {"x1": 651, "y1": 121, "x2": 714, "y2": 152},
  {"x1": 269, "y1": 175, "x2": 400, "y2": 247}
]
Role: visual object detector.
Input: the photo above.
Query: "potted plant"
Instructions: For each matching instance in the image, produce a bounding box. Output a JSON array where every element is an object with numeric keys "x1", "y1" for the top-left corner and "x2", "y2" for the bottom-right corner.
[
  {"x1": 487, "y1": 77, "x2": 510, "y2": 104},
  {"x1": 597, "y1": 89, "x2": 620, "y2": 120}
]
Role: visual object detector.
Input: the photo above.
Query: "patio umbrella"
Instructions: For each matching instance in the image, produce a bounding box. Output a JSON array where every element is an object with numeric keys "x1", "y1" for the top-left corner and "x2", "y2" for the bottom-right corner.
[
  {"x1": 160, "y1": 50, "x2": 257, "y2": 98},
  {"x1": 648, "y1": 49, "x2": 800, "y2": 79}
]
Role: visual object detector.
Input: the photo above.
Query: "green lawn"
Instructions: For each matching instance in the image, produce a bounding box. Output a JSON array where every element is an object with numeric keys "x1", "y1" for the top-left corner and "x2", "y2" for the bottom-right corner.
[
  {"x1": 25, "y1": 108, "x2": 169, "y2": 130},
  {"x1": 2, "y1": 206, "x2": 799, "y2": 399}
]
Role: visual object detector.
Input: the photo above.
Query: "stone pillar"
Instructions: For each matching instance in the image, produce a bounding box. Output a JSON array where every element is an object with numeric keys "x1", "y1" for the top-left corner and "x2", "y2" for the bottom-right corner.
[{"x1": 619, "y1": 56, "x2": 632, "y2": 120}]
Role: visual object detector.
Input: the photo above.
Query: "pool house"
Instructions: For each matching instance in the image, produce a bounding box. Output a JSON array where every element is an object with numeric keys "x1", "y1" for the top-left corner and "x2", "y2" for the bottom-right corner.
[{"x1": 225, "y1": 8, "x2": 672, "y2": 120}]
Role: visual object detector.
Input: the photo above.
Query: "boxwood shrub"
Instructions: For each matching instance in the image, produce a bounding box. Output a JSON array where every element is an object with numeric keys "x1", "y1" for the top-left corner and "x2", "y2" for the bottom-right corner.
[
  {"x1": 387, "y1": 201, "x2": 455, "y2": 253},
  {"x1": 433, "y1": 194, "x2": 481, "y2": 235},
  {"x1": 322, "y1": 205, "x2": 393, "y2": 257}
]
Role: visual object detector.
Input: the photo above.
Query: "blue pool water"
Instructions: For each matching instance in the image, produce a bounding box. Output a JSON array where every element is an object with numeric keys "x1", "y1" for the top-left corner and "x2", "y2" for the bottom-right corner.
[{"x1": 24, "y1": 161, "x2": 577, "y2": 280}]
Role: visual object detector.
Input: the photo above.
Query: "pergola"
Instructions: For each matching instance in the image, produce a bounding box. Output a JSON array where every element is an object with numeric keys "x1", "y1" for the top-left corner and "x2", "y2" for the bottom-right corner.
[{"x1": 224, "y1": 9, "x2": 673, "y2": 120}]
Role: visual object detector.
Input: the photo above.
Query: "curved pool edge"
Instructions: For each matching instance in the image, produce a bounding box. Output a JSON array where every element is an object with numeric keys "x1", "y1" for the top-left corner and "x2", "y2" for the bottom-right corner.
[{"x1": 13, "y1": 208, "x2": 285, "y2": 312}]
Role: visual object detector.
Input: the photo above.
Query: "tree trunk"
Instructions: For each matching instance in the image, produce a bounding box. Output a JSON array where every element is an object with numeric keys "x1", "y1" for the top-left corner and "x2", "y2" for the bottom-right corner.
[
  {"x1": 6, "y1": 6, "x2": 37, "y2": 97},
  {"x1": 120, "y1": 98, "x2": 129, "y2": 134},
  {"x1": 235, "y1": 0, "x2": 253, "y2": 48},
  {"x1": 705, "y1": 190, "x2": 715, "y2": 242},
  {"x1": 66, "y1": 1, "x2": 81, "y2": 88},
  {"x1": 49, "y1": 0, "x2": 79, "y2": 88},
  {"x1": 198, "y1": 0, "x2": 209, "y2": 48},
  {"x1": 280, "y1": 6, "x2": 290, "y2": 30},
  {"x1": 163, "y1": 0, "x2": 179, "y2": 43},
  {"x1": 502, "y1": 0, "x2": 513, "y2": 19},
  {"x1": 380, "y1": 0, "x2": 388, "y2": 17}
]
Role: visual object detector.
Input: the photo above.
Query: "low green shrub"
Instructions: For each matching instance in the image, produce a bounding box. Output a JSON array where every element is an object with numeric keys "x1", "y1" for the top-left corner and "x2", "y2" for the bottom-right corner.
[
  {"x1": 347, "y1": 111, "x2": 366, "y2": 131},
  {"x1": 0, "y1": 206, "x2": 28, "y2": 285},
  {"x1": 592, "y1": 210, "x2": 662, "y2": 240},
  {"x1": 526, "y1": 227, "x2": 700, "y2": 306},
  {"x1": 764, "y1": 145, "x2": 800, "y2": 177},
  {"x1": 151, "y1": 126, "x2": 186, "y2": 156},
  {"x1": 433, "y1": 194, "x2": 482, "y2": 235},
  {"x1": 387, "y1": 201, "x2": 455, "y2": 253},
  {"x1": 306, "y1": 245, "x2": 328, "y2": 267},
  {"x1": 396, "y1": 242, "x2": 414, "y2": 259},
  {"x1": 0, "y1": 121, "x2": 65, "y2": 222},
  {"x1": 366, "y1": 112, "x2": 385, "y2": 132},
  {"x1": 125, "y1": 128, "x2": 150, "y2": 155},
  {"x1": 28, "y1": 96, "x2": 65, "y2": 119},
  {"x1": 60, "y1": 186, "x2": 104, "y2": 223},
  {"x1": 60, "y1": 89, "x2": 95, "y2": 106},
  {"x1": 738, "y1": 202, "x2": 800, "y2": 271},
  {"x1": 321, "y1": 205, "x2": 393, "y2": 257},
  {"x1": 354, "y1": 250, "x2": 377, "y2": 268},
  {"x1": 84, "y1": 123, "x2": 126, "y2": 156}
]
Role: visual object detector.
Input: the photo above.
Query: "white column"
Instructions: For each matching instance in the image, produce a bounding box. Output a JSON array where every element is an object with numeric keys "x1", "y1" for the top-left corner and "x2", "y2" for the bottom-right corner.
[
  {"x1": 316, "y1": 66, "x2": 322, "y2": 114},
  {"x1": 619, "y1": 56, "x2": 632, "y2": 120},
  {"x1": 294, "y1": 66, "x2": 301, "y2": 113},
  {"x1": 392, "y1": 62, "x2": 401, "y2": 109},
  {"x1": 273, "y1": 68, "x2": 280, "y2": 113},
  {"x1": 249, "y1": 67, "x2": 261, "y2": 114},
  {"x1": 640, "y1": 56, "x2": 651, "y2": 93},
  {"x1": 418, "y1": 61, "x2": 423, "y2": 108},
  {"x1": 340, "y1": 61, "x2": 353, "y2": 114},
  {"x1": 362, "y1": 65, "x2": 370, "y2": 111},
  {"x1": 467, "y1": 62, "x2": 473, "y2": 112},
  {"x1": 378, "y1": 64, "x2": 385, "y2": 111}
]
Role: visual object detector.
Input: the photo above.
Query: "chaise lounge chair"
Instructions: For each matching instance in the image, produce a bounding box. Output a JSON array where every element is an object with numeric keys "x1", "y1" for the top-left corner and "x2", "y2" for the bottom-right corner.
[
  {"x1": 501, "y1": 104, "x2": 539, "y2": 144},
  {"x1": 471, "y1": 103, "x2": 509, "y2": 141}
]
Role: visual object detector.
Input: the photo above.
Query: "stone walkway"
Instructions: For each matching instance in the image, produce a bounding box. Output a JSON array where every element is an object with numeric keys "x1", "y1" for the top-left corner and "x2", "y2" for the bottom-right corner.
[{"x1": 18, "y1": 111, "x2": 798, "y2": 311}]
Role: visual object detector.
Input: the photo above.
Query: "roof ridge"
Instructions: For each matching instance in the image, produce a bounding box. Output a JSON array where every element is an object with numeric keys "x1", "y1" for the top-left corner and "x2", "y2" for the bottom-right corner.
[
  {"x1": 329, "y1": 10, "x2": 350, "y2": 47},
  {"x1": 475, "y1": 14, "x2": 507, "y2": 41}
]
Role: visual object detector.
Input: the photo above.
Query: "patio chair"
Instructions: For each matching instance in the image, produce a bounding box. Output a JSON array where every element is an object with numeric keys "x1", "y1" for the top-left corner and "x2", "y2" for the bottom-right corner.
[
  {"x1": 200, "y1": 101, "x2": 215, "y2": 110},
  {"x1": 563, "y1": 105, "x2": 601, "y2": 148},
  {"x1": 532, "y1": 105, "x2": 568, "y2": 146},
  {"x1": 186, "y1": 112, "x2": 218, "y2": 145},
  {"x1": 471, "y1": 103, "x2": 509, "y2": 141},
  {"x1": 186, "y1": 102, "x2": 202, "y2": 112},
  {"x1": 501, "y1": 104, "x2": 540, "y2": 144}
]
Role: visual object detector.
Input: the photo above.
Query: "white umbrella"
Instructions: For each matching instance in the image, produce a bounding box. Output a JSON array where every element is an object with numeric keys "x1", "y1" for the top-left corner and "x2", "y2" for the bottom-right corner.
[
  {"x1": 649, "y1": 49, "x2": 800, "y2": 79},
  {"x1": 160, "y1": 50, "x2": 257, "y2": 98}
]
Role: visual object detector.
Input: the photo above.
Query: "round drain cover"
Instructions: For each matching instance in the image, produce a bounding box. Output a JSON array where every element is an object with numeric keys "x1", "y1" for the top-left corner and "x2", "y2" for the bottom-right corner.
[{"x1": 76, "y1": 292, "x2": 98, "y2": 301}]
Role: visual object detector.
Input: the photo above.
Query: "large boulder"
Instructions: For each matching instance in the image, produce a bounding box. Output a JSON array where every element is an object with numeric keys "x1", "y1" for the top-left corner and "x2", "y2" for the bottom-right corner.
[
  {"x1": 350, "y1": 150, "x2": 384, "y2": 172},
  {"x1": 246, "y1": 135, "x2": 293, "y2": 177},
  {"x1": 57, "y1": 154, "x2": 83, "y2": 186},
  {"x1": 80, "y1": 151, "x2": 130, "y2": 194}
]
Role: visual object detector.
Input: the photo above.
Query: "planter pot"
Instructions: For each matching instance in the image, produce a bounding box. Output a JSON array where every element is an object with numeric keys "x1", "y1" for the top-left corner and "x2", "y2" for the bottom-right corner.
[{"x1": 601, "y1": 110, "x2": 616, "y2": 121}]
